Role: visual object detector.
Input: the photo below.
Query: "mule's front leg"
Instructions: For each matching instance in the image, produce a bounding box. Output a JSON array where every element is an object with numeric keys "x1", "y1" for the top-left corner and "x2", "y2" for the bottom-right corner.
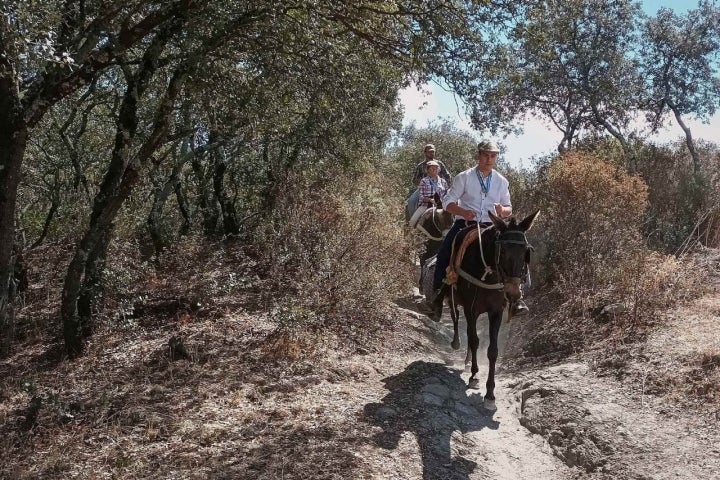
[
  {"x1": 450, "y1": 297, "x2": 461, "y2": 350},
  {"x1": 466, "y1": 316, "x2": 481, "y2": 389},
  {"x1": 483, "y1": 311, "x2": 503, "y2": 410}
]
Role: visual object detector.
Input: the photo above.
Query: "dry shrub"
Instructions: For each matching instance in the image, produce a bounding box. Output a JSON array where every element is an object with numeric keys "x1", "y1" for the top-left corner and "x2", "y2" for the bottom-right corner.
[
  {"x1": 257, "y1": 170, "x2": 413, "y2": 334},
  {"x1": 524, "y1": 152, "x2": 710, "y2": 357},
  {"x1": 635, "y1": 141, "x2": 720, "y2": 251},
  {"x1": 533, "y1": 151, "x2": 649, "y2": 290}
]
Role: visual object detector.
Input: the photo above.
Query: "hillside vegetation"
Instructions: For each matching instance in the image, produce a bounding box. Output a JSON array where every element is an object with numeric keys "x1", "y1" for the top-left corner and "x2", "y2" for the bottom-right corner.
[{"x1": 1, "y1": 1, "x2": 720, "y2": 478}]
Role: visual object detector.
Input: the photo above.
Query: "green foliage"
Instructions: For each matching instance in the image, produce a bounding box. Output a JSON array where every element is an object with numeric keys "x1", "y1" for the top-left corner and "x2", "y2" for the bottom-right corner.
[
  {"x1": 640, "y1": 1, "x2": 720, "y2": 129},
  {"x1": 5, "y1": 0, "x2": 720, "y2": 360},
  {"x1": 462, "y1": 0, "x2": 643, "y2": 150},
  {"x1": 383, "y1": 120, "x2": 479, "y2": 194}
]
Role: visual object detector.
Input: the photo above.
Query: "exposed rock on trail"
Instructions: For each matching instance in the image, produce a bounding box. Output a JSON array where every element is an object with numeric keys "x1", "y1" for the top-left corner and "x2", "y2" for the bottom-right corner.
[
  {"x1": 513, "y1": 362, "x2": 720, "y2": 479},
  {"x1": 398, "y1": 291, "x2": 720, "y2": 480}
]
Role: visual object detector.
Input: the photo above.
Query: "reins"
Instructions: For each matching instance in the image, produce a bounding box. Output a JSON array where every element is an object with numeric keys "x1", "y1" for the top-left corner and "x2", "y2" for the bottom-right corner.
[
  {"x1": 416, "y1": 207, "x2": 449, "y2": 241},
  {"x1": 477, "y1": 222, "x2": 496, "y2": 282}
]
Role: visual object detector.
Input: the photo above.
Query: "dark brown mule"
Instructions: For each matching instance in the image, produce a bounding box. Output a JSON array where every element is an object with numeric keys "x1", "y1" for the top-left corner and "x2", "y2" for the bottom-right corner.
[{"x1": 444, "y1": 210, "x2": 539, "y2": 410}]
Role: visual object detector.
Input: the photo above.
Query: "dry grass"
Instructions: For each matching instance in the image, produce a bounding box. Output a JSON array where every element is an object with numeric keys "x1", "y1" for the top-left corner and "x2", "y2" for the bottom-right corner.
[{"x1": 0, "y1": 236, "x2": 423, "y2": 479}]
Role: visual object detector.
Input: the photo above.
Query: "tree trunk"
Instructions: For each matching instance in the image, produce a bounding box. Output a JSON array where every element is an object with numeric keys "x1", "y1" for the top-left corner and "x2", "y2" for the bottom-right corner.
[
  {"x1": 0, "y1": 80, "x2": 28, "y2": 355},
  {"x1": 191, "y1": 152, "x2": 220, "y2": 235},
  {"x1": 148, "y1": 162, "x2": 183, "y2": 255},
  {"x1": 668, "y1": 102, "x2": 701, "y2": 175},
  {"x1": 175, "y1": 180, "x2": 192, "y2": 236},
  {"x1": 77, "y1": 226, "x2": 112, "y2": 338},
  {"x1": 212, "y1": 144, "x2": 240, "y2": 236},
  {"x1": 62, "y1": 162, "x2": 142, "y2": 357},
  {"x1": 61, "y1": 27, "x2": 171, "y2": 357},
  {"x1": 30, "y1": 198, "x2": 59, "y2": 249},
  {"x1": 61, "y1": 28, "x2": 192, "y2": 355},
  {"x1": 589, "y1": 102, "x2": 630, "y2": 156}
]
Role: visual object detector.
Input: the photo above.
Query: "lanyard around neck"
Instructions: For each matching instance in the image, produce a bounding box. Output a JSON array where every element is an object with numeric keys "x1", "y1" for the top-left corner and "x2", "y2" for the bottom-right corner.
[{"x1": 475, "y1": 168, "x2": 492, "y2": 194}]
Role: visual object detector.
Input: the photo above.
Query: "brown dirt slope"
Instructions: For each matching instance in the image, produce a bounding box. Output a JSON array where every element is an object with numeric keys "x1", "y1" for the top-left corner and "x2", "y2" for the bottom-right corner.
[{"x1": 1, "y1": 245, "x2": 719, "y2": 479}]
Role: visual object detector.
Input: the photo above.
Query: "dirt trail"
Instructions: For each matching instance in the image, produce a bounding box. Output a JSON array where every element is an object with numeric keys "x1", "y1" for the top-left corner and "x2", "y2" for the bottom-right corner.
[
  {"x1": 359, "y1": 305, "x2": 571, "y2": 479},
  {"x1": 355, "y1": 292, "x2": 720, "y2": 480}
]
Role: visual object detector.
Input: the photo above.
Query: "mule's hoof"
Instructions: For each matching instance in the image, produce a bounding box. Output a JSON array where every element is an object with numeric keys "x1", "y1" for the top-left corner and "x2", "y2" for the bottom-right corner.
[
  {"x1": 451, "y1": 339, "x2": 460, "y2": 350},
  {"x1": 468, "y1": 378, "x2": 481, "y2": 390},
  {"x1": 483, "y1": 398, "x2": 497, "y2": 411},
  {"x1": 511, "y1": 300, "x2": 530, "y2": 317}
]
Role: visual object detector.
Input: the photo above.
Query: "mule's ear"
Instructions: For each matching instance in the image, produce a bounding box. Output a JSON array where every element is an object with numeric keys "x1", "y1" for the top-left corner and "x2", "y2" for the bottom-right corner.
[
  {"x1": 488, "y1": 210, "x2": 507, "y2": 231},
  {"x1": 518, "y1": 209, "x2": 540, "y2": 232},
  {"x1": 433, "y1": 191, "x2": 442, "y2": 207}
]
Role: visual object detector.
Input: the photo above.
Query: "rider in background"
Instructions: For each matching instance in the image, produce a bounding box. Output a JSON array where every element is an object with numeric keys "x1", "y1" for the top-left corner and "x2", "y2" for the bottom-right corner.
[
  {"x1": 413, "y1": 160, "x2": 451, "y2": 272},
  {"x1": 407, "y1": 144, "x2": 451, "y2": 220},
  {"x1": 418, "y1": 160, "x2": 449, "y2": 208},
  {"x1": 429, "y1": 140, "x2": 529, "y2": 319},
  {"x1": 408, "y1": 160, "x2": 449, "y2": 227},
  {"x1": 412, "y1": 144, "x2": 451, "y2": 185}
]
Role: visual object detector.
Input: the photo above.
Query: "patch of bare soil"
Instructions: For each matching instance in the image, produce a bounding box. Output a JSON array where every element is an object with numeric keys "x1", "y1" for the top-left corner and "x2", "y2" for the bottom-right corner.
[
  {"x1": 2, "y1": 245, "x2": 719, "y2": 479},
  {"x1": 514, "y1": 362, "x2": 720, "y2": 479}
]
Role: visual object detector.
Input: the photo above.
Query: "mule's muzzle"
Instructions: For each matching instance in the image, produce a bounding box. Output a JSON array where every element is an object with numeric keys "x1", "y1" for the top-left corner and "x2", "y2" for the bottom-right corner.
[{"x1": 503, "y1": 277, "x2": 522, "y2": 300}]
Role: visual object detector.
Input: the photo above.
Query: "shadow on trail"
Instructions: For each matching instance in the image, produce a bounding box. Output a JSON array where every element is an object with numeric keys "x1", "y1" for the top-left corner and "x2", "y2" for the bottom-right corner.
[{"x1": 364, "y1": 360, "x2": 500, "y2": 480}]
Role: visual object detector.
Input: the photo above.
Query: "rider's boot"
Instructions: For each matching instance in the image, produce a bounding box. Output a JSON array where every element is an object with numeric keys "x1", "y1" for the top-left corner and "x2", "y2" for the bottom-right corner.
[
  {"x1": 429, "y1": 284, "x2": 447, "y2": 322},
  {"x1": 511, "y1": 298, "x2": 530, "y2": 316}
]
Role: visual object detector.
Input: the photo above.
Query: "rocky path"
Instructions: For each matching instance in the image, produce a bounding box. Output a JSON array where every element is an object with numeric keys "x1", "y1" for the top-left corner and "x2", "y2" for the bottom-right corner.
[
  {"x1": 357, "y1": 295, "x2": 720, "y2": 479},
  {"x1": 357, "y1": 303, "x2": 573, "y2": 479}
]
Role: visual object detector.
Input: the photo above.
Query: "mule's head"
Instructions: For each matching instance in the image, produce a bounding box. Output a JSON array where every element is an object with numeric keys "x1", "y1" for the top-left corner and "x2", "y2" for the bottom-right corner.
[
  {"x1": 431, "y1": 192, "x2": 453, "y2": 232},
  {"x1": 416, "y1": 192, "x2": 453, "y2": 239},
  {"x1": 488, "y1": 210, "x2": 539, "y2": 300}
]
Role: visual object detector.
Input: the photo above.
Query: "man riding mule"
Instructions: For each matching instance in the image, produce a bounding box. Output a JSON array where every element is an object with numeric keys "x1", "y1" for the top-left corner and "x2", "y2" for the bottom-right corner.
[
  {"x1": 406, "y1": 144, "x2": 452, "y2": 221},
  {"x1": 441, "y1": 210, "x2": 539, "y2": 409},
  {"x1": 429, "y1": 140, "x2": 530, "y2": 321}
]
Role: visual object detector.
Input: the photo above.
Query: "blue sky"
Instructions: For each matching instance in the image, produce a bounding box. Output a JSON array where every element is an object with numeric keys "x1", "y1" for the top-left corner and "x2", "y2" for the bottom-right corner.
[{"x1": 399, "y1": 0, "x2": 720, "y2": 168}]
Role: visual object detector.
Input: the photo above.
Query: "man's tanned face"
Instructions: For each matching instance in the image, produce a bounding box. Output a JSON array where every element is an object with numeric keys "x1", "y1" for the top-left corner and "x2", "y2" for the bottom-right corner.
[{"x1": 477, "y1": 150, "x2": 498, "y2": 174}]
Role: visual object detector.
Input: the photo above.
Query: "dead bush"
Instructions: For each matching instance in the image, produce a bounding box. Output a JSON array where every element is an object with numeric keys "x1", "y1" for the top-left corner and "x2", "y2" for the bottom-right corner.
[
  {"x1": 522, "y1": 152, "x2": 713, "y2": 357},
  {"x1": 634, "y1": 141, "x2": 720, "y2": 252},
  {"x1": 532, "y1": 151, "x2": 648, "y2": 290},
  {"x1": 257, "y1": 170, "x2": 413, "y2": 334}
]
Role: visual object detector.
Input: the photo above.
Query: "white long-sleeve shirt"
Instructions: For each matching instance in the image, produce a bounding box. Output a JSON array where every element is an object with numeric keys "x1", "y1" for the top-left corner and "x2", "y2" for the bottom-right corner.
[{"x1": 442, "y1": 167, "x2": 511, "y2": 223}]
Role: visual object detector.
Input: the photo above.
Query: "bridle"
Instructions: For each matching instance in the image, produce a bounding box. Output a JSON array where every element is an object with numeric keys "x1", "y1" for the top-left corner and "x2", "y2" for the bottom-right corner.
[
  {"x1": 456, "y1": 223, "x2": 532, "y2": 289},
  {"x1": 493, "y1": 229, "x2": 532, "y2": 283}
]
